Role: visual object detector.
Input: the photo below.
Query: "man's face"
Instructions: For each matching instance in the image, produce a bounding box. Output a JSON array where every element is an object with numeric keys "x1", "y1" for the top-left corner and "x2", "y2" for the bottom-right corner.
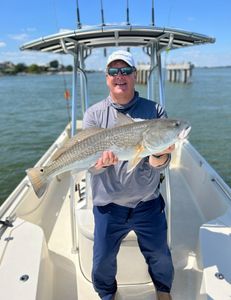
[{"x1": 106, "y1": 60, "x2": 136, "y2": 103}]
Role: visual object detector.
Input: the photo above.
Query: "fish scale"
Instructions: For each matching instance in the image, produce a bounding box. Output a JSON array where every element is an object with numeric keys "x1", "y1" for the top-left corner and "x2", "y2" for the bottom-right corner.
[{"x1": 26, "y1": 116, "x2": 191, "y2": 198}]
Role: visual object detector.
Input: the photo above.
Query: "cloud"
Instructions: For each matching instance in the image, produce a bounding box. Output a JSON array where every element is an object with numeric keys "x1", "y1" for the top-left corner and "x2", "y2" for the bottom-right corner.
[
  {"x1": 0, "y1": 42, "x2": 6, "y2": 48},
  {"x1": 0, "y1": 44, "x2": 230, "y2": 68},
  {"x1": 7, "y1": 28, "x2": 37, "y2": 44},
  {"x1": 9, "y1": 33, "x2": 29, "y2": 42},
  {"x1": 59, "y1": 28, "x2": 72, "y2": 33},
  {"x1": 85, "y1": 47, "x2": 150, "y2": 70},
  {"x1": 164, "y1": 47, "x2": 231, "y2": 67},
  {"x1": 25, "y1": 27, "x2": 37, "y2": 32},
  {"x1": 186, "y1": 16, "x2": 195, "y2": 22},
  {"x1": 0, "y1": 50, "x2": 72, "y2": 66}
]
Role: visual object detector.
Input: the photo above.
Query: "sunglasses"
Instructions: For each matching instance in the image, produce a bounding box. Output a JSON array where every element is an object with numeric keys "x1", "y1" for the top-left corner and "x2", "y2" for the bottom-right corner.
[{"x1": 107, "y1": 66, "x2": 136, "y2": 76}]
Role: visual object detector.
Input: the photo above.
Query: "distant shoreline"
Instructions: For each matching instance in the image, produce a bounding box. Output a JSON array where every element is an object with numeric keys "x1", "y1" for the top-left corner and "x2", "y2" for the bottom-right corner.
[
  {"x1": 1, "y1": 66, "x2": 230, "y2": 77},
  {"x1": 196, "y1": 65, "x2": 231, "y2": 69},
  {"x1": 0, "y1": 70, "x2": 102, "y2": 76}
]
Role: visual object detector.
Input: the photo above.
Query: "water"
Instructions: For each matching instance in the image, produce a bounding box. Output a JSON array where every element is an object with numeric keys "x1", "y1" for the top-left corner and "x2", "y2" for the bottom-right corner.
[{"x1": 0, "y1": 68, "x2": 230, "y2": 203}]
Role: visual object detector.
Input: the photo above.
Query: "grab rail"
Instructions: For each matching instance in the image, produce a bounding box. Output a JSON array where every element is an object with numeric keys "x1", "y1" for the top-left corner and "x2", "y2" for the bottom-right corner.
[
  {"x1": 0, "y1": 181, "x2": 30, "y2": 220},
  {"x1": 70, "y1": 173, "x2": 78, "y2": 253},
  {"x1": 165, "y1": 168, "x2": 172, "y2": 248},
  {"x1": 0, "y1": 183, "x2": 29, "y2": 239},
  {"x1": 211, "y1": 177, "x2": 231, "y2": 201}
]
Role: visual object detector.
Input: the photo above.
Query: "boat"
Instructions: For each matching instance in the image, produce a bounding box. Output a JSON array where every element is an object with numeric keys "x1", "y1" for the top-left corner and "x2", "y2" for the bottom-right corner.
[{"x1": 1, "y1": 2, "x2": 231, "y2": 300}]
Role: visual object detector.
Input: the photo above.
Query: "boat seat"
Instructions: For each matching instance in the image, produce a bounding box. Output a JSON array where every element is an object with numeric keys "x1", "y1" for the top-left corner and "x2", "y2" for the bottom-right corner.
[
  {"x1": 0, "y1": 218, "x2": 52, "y2": 300},
  {"x1": 76, "y1": 209, "x2": 151, "y2": 284},
  {"x1": 199, "y1": 209, "x2": 231, "y2": 299}
]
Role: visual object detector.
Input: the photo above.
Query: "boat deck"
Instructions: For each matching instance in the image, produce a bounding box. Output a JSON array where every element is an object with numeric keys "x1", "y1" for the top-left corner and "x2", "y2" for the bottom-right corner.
[
  {"x1": 168, "y1": 167, "x2": 204, "y2": 300},
  {"x1": 46, "y1": 163, "x2": 207, "y2": 299},
  {"x1": 1, "y1": 140, "x2": 230, "y2": 300}
]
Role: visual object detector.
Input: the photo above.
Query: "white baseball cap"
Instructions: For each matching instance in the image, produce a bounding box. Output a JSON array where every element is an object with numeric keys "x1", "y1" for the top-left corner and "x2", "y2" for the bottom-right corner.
[{"x1": 107, "y1": 50, "x2": 135, "y2": 67}]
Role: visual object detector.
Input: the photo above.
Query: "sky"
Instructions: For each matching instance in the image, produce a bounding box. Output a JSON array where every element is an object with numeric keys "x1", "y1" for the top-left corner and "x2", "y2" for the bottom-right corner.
[{"x1": 0, "y1": 0, "x2": 231, "y2": 69}]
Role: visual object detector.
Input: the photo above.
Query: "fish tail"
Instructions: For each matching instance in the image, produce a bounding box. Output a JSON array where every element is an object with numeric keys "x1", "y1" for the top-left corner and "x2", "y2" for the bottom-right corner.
[{"x1": 26, "y1": 167, "x2": 48, "y2": 198}]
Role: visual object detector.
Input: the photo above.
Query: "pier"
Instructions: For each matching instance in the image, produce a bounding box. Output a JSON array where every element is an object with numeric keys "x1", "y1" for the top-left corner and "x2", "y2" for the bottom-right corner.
[
  {"x1": 136, "y1": 62, "x2": 194, "y2": 84},
  {"x1": 136, "y1": 63, "x2": 150, "y2": 84},
  {"x1": 166, "y1": 62, "x2": 193, "y2": 83}
]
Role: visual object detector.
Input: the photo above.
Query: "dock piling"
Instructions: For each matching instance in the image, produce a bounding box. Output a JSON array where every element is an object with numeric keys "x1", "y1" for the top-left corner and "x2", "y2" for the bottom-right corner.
[
  {"x1": 136, "y1": 63, "x2": 150, "y2": 84},
  {"x1": 166, "y1": 62, "x2": 193, "y2": 83},
  {"x1": 136, "y1": 62, "x2": 193, "y2": 84}
]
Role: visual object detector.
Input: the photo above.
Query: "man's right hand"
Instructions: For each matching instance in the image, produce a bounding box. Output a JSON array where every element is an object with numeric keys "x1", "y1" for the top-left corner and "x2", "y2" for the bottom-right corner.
[{"x1": 95, "y1": 151, "x2": 119, "y2": 170}]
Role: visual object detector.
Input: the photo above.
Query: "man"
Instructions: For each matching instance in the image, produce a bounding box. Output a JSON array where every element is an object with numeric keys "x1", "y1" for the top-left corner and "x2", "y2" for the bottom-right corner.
[{"x1": 83, "y1": 50, "x2": 174, "y2": 300}]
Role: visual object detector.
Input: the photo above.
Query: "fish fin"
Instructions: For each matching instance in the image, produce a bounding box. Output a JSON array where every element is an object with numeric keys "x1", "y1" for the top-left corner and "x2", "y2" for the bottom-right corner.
[
  {"x1": 51, "y1": 127, "x2": 104, "y2": 161},
  {"x1": 126, "y1": 144, "x2": 145, "y2": 173},
  {"x1": 115, "y1": 112, "x2": 135, "y2": 126},
  {"x1": 26, "y1": 167, "x2": 48, "y2": 198},
  {"x1": 115, "y1": 112, "x2": 146, "y2": 126},
  {"x1": 74, "y1": 127, "x2": 105, "y2": 141}
]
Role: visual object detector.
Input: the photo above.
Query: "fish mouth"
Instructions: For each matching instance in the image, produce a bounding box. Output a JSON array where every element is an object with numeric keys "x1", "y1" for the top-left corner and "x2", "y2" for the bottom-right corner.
[{"x1": 178, "y1": 126, "x2": 191, "y2": 139}]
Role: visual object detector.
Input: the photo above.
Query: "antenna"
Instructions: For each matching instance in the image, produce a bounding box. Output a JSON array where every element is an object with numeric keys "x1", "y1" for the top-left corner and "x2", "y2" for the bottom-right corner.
[
  {"x1": 100, "y1": 0, "x2": 105, "y2": 26},
  {"x1": 151, "y1": 0, "x2": 155, "y2": 26},
  {"x1": 76, "y1": 0, "x2": 82, "y2": 29},
  {"x1": 126, "y1": 0, "x2": 130, "y2": 25}
]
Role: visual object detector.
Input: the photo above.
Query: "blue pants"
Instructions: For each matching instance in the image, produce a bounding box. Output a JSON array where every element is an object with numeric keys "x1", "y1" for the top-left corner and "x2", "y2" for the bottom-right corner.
[{"x1": 92, "y1": 195, "x2": 174, "y2": 299}]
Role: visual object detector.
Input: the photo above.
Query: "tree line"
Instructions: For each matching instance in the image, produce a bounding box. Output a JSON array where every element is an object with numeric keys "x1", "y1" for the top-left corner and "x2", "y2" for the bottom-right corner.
[{"x1": 0, "y1": 60, "x2": 73, "y2": 75}]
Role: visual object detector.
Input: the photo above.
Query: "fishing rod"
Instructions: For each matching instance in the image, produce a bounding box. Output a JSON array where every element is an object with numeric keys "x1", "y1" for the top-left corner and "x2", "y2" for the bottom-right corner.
[
  {"x1": 151, "y1": 0, "x2": 155, "y2": 26},
  {"x1": 100, "y1": 0, "x2": 105, "y2": 26},
  {"x1": 76, "y1": 0, "x2": 82, "y2": 29},
  {"x1": 126, "y1": 0, "x2": 130, "y2": 25},
  {"x1": 51, "y1": 0, "x2": 72, "y2": 124}
]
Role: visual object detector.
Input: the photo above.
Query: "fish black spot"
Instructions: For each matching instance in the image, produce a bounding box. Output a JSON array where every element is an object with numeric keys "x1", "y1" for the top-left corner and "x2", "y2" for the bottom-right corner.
[
  {"x1": 40, "y1": 168, "x2": 44, "y2": 173},
  {"x1": 175, "y1": 121, "x2": 181, "y2": 127}
]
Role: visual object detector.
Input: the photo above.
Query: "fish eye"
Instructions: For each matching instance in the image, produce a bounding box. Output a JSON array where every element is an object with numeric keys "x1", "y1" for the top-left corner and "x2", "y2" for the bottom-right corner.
[{"x1": 40, "y1": 168, "x2": 44, "y2": 173}]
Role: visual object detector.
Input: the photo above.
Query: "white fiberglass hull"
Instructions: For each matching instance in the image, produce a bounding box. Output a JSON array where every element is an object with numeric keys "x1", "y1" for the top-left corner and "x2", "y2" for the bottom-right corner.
[{"x1": 0, "y1": 125, "x2": 231, "y2": 300}]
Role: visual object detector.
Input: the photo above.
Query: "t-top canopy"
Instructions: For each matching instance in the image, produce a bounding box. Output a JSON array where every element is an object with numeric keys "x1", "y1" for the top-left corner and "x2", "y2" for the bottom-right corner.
[{"x1": 20, "y1": 25, "x2": 215, "y2": 54}]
